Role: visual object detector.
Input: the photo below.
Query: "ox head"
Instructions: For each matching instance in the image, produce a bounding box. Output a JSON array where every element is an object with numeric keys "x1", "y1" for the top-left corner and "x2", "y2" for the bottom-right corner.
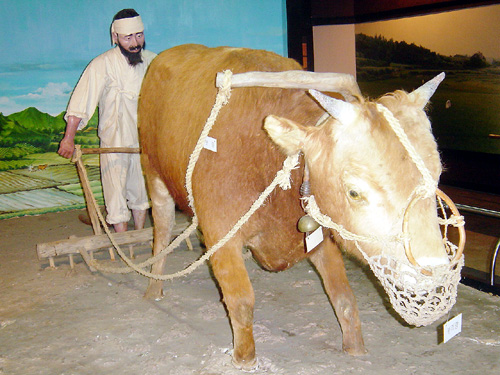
[{"x1": 264, "y1": 73, "x2": 449, "y2": 269}]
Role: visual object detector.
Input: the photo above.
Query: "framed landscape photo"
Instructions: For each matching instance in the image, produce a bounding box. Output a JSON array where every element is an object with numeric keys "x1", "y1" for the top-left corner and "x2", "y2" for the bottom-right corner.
[{"x1": 354, "y1": 3, "x2": 500, "y2": 192}]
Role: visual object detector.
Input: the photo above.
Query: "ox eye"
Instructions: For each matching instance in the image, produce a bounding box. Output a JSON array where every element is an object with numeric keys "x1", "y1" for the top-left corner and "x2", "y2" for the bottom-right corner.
[{"x1": 348, "y1": 189, "x2": 362, "y2": 200}]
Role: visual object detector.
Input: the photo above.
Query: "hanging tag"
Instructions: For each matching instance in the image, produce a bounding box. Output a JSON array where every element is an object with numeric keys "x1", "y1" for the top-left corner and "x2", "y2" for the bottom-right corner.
[
  {"x1": 305, "y1": 227, "x2": 324, "y2": 253},
  {"x1": 204, "y1": 137, "x2": 217, "y2": 152},
  {"x1": 442, "y1": 313, "x2": 462, "y2": 343}
]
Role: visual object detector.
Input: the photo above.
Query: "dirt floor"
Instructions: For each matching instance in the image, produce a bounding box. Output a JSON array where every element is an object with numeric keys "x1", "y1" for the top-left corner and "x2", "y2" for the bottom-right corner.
[{"x1": 1, "y1": 209, "x2": 499, "y2": 375}]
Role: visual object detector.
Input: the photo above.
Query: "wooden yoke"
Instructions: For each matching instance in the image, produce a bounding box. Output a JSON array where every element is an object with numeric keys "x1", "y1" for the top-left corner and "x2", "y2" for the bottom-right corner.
[{"x1": 215, "y1": 70, "x2": 362, "y2": 102}]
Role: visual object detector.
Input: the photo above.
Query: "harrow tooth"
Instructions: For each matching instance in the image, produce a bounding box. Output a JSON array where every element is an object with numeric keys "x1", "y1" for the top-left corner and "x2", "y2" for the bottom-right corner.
[{"x1": 108, "y1": 247, "x2": 116, "y2": 261}]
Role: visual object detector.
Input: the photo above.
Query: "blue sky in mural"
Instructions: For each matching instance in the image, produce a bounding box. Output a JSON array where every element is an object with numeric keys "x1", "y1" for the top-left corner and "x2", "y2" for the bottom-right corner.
[{"x1": 0, "y1": 0, "x2": 287, "y2": 116}]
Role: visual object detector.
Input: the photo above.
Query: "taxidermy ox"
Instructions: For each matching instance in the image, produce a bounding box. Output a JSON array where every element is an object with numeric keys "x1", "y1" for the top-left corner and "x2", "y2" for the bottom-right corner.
[{"x1": 138, "y1": 44, "x2": 449, "y2": 370}]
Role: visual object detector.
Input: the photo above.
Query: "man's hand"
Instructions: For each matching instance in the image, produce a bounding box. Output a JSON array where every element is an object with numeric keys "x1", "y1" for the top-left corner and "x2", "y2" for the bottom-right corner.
[
  {"x1": 58, "y1": 115, "x2": 81, "y2": 159},
  {"x1": 58, "y1": 137, "x2": 75, "y2": 159}
]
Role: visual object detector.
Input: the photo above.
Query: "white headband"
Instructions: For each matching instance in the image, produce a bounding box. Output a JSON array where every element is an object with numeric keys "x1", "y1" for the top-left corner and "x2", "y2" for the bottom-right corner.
[{"x1": 111, "y1": 16, "x2": 144, "y2": 43}]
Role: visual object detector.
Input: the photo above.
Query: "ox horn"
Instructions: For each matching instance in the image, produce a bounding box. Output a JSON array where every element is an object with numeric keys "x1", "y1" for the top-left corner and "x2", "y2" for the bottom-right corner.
[
  {"x1": 309, "y1": 89, "x2": 357, "y2": 126},
  {"x1": 408, "y1": 72, "x2": 445, "y2": 109}
]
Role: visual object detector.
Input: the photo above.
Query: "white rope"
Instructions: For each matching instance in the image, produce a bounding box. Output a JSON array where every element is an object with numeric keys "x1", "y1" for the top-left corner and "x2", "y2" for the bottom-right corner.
[
  {"x1": 88, "y1": 156, "x2": 300, "y2": 280},
  {"x1": 375, "y1": 103, "x2": 437, "y2": 199},
  {"x1": 302, "y1": 195, "x2": 403, "y2": 245},
  {"x1": 438, "y1": 215, "x2": 465, "y2": 227},
  {"x1": 186, "y1": 70, "x2": 233, "y2": 214},
  {"x1": 86, "y1": 70, "x2": 300, "y2": 280}
]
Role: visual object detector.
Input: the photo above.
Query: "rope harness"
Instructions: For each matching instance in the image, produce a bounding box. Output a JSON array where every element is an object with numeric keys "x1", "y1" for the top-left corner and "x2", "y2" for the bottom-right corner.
[
  {"x1": 82, "y1": 70, "x2": 300, "y2": 281},
  {"x1": 82, "y1": 70, "x2": 465, "y2": 326},
  {"x1": 301, "y1": 104, "x2": 465, "y2": 327}
]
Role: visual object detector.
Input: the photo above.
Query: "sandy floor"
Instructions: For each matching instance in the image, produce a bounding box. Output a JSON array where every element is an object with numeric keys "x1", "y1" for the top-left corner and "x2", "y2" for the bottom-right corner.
[{"x1": 1, "y1": 209, "x2": 499, "y2": 375}]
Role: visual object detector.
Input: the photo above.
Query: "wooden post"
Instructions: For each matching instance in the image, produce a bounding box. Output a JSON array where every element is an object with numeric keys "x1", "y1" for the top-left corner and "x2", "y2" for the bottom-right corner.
[
  {"x1": 73, "y1": 145, "x2": 103, "y2": 236},
  {"x1": 75, "y1": 146, "x2": 120, "y2": 262},
  {"x1": 108, "y1": 247, "x2": 116, "y2": 261}
]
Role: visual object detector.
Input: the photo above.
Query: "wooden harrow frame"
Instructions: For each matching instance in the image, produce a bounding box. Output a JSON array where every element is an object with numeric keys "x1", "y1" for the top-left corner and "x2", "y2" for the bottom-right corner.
[{"x1": 36, "y1": 145, "x2": 191, "y2": 269}]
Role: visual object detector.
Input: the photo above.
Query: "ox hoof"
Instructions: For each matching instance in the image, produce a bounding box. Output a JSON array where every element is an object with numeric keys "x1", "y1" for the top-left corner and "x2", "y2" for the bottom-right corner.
[
  {"x1": 143, "y1": 285, "x2": 164, "y2": 301},
  {"x1": 231, "y1": 357, "x2": 258, "y2": 372},
  {"x1": 344, "y1": 345, "x2": 367, "y2": 356}
]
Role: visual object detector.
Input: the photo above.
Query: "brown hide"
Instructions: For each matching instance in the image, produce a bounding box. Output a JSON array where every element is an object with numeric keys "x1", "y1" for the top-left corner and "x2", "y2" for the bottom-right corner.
[
  {"x1": 139, "y1": 44, "x2": 325, "y2": 271},
  {"x1": 139, "y1": 44, "x2": 366, "y2": 368}
]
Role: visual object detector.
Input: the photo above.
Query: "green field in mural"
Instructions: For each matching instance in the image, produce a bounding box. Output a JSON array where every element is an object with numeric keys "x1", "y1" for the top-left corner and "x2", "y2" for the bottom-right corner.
[
  {"x1": 0, "y1": 108, "x2": 102, "y2": 218},
  {"x1": 0, "y1": 156, "x2": 103, "y2": 219}
]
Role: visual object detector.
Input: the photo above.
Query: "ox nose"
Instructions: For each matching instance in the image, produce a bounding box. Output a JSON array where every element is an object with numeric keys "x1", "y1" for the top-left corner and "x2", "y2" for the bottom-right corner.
[
  {"x1": 415, "y1": 256, "x2": 449, "y2": 267},
  {"x1": 402, "y1": 189, "x2": 465, "y2": 275}
]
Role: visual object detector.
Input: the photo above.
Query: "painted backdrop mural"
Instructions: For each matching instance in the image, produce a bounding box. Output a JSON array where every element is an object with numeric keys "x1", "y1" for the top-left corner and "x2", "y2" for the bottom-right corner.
[{"x1": 0, "y1": 0, "x2": 287, "y2": 219}]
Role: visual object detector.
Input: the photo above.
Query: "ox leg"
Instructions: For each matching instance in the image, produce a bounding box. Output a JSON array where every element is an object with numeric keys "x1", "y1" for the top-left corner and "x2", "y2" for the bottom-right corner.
[
  {"x1": 143, "y1": 173, "x2": 176, "y2": 300},
  {"x1": 309, "y1": 238, "x2": 366, "y2": 355},
  {"x1": 209, "y1": 242, "x2": 257, "y2": 370}
]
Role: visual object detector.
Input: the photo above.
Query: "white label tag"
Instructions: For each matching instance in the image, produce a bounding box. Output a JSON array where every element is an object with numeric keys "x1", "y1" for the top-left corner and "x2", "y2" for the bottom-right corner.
[
  {"x1": 443, "y1": 313, "x2": 462, "y2": 343},
  {"x1": 204, "y1": 137, "x2": 217, "y2": 152},
  {"x1": 305, "y1": 227, "x2": 324, "y2": 253}
]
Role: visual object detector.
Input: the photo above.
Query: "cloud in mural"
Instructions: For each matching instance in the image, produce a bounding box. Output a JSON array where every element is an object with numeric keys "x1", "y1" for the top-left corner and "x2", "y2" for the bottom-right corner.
[
  {"x1": 0, "y1": 96, "x2": 24, "y2": 115},
  {"x1": 1, "y1": 82, "x2": 74, "y2": 116},
  {"x1": 22, "y1": 82, "x2": 73, "y2": 100}
]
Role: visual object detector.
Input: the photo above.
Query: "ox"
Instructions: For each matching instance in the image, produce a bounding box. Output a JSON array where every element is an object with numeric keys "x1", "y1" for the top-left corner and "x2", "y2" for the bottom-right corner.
[{"x1": 138, "y1": 44, "x2": 448, "y2": 369}]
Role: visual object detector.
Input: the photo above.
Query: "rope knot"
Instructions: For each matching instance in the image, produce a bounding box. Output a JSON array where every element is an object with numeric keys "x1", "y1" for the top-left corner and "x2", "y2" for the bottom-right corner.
[
  {"x1": 438, "y1": 214, "x2": 465, "y2": 227},
  {"x1": 414, "y1": 180, "x2": 438, "y2": 200},
  {"x1": 277, "y1": 153, "x2": 300, "y2": 190},
  {"x1": 218, "y1": 70, "x2": 233, "y2": 104}
]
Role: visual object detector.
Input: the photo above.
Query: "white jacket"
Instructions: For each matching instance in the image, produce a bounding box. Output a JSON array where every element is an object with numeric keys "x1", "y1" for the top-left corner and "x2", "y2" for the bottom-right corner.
[{"x1": 65, "y1": 46, "x2": 157, "y2": 147}]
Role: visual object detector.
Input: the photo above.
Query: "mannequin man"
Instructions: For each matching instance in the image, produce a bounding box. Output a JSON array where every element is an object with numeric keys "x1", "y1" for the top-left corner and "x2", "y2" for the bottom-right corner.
[{"x1": 58, "y1": 8, "x2": 156, "y2": 232}]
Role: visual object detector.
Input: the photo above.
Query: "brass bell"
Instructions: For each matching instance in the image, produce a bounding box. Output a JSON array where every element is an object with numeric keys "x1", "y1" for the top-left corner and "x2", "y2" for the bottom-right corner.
[{"x1": 298, "y1": 215, "x2": 320, "y2": 233}]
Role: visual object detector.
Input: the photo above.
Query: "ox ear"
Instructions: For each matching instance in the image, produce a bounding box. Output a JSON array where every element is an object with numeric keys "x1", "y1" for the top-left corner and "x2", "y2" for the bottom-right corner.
[
  {"x1": 309, "y1": 89, "x2": 357, "y2": 126},
  {"x1": 264, "y1": 115, "x2": 308, "y2": 155},
  {"x1": 408, "y1": 72, "x2": 445, "y2": 109}
]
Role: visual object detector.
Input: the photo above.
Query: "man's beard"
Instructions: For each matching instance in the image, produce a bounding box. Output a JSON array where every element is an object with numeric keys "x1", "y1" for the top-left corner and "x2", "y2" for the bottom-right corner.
[{"x1": 118, "y1": 42, "x2": 145, "y2": 66}]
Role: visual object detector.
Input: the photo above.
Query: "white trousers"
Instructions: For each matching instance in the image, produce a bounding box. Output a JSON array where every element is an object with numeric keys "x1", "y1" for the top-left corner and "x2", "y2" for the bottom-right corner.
[{"x1": 100, "y1": 152, "x2": 149, "y2": 224}]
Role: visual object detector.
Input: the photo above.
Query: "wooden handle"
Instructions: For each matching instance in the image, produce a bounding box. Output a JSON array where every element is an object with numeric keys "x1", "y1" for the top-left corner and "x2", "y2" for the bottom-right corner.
[{"x1": 80, "y1": 147, "x2": 140, "y2": 154}]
